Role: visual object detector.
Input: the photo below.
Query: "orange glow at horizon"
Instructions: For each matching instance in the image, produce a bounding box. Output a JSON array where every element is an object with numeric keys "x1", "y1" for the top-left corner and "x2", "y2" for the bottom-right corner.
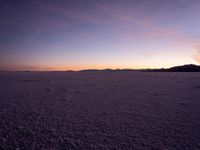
[{"x1": 1, "y1": 62, "x2": 198, "y2": 71}]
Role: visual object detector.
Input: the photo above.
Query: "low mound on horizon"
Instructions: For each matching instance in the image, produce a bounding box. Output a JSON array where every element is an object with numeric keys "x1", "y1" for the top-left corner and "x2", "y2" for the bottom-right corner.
[
  {"x1": 0, "y1": 64, "x2": 200, "y2": 72},
  {"x1": 80, "y1": 64, "x2": 200, "y2": 72},
  {"x1": 145, "y1": 64, "x2": 200, "y2": 72}
]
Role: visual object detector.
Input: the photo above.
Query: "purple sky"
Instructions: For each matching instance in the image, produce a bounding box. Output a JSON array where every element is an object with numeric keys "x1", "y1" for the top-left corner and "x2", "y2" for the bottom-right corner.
[{"x1": 0, "y1": 0, "x2": 200, "y2": 70}]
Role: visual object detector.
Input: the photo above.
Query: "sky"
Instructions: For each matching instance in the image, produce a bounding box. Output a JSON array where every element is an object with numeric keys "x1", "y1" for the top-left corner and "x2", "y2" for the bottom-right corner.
[{"x1": 0, "y1": 0, "x2": 200, "y2": 71}]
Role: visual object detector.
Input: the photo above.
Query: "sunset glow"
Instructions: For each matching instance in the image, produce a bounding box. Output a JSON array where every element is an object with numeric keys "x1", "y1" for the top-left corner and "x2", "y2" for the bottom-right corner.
[{"x1": 0, "y1": 0, "x2": 200, "y2": 71}]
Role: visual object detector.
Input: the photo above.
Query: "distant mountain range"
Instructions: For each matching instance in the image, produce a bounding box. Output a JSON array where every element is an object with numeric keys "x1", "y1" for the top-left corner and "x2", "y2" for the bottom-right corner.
[
  {"x1": 145, "y1": 64, "x2": 200, "y2": 72},
  {"x1": 1, "y1": 64, "x2": 200, "y2": 72},
  {"x1": 80, "y1": 64, "x2": 200, "y2": 72}
]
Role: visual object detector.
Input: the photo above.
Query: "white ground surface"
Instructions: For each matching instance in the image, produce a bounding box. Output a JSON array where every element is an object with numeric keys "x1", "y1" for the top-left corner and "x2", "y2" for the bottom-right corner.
[{"x1": 0, "y1": 71, "x2": 200, "y2": 149}]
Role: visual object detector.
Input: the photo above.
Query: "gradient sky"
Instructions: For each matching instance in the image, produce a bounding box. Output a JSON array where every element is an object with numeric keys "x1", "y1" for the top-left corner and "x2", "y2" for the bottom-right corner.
[{"x1": 0, "y1": 0, "x2": 200, "y2": 70}]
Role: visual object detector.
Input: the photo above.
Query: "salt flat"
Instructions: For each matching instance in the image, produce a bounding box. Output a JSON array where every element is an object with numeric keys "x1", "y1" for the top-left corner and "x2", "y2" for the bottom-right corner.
[{"x1": 0, "y1": 71, "x2": 200, "y2": 149}]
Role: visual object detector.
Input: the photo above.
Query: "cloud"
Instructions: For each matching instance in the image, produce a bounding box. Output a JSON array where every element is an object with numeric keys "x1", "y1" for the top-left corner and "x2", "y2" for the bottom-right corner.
[
  {"x1": 1, "y1": 0, "x2": 197, "y2": 40},
  {"x1": 194, "y1": 54, "x2": 200, "y2": 64},
  {"x1": 0, "y1": 64, "x2": 52, "y2": 71},
  {"x1": 1, "y1": 0, "x2": 200, "y2": 68},
  {"x1": 193, "y1": 46, "x2": 200, "y2": 64}
]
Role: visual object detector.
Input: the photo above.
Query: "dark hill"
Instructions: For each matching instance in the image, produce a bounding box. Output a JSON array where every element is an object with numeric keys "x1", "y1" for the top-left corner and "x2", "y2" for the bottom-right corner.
[
  {"x1": 79, "y1": 64, "x2": 200, "y2": 72},
  {"x1": 168, "y1": 64, "x2": 200, "y2": 72},
  {"x1": 145, "y1": 64, "x2": 200, "y2": 72}
]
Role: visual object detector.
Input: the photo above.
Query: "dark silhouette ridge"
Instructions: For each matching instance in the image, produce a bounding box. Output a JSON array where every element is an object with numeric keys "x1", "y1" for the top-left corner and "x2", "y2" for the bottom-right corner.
[
  {"x1": 145, "y1": 64, "x2": 200, "y2": 72},
  {"x1": 0, "y1": 64, "x2": 199, "y2": 72},
  {"x1": 168, "y1": 64, "x2": 200, "y2": 72},
  {"x1": 80, "y1": 69, "x2": 138, "y2": 72},
  {"x1": 80, "y1": 64, "x2": 200, "y2": 72}
]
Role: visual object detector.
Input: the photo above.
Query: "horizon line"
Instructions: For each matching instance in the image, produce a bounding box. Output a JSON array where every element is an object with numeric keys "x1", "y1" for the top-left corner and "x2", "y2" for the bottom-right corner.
[{"x1": 0, "y1": 64, "x2": 199, "y2": 72}]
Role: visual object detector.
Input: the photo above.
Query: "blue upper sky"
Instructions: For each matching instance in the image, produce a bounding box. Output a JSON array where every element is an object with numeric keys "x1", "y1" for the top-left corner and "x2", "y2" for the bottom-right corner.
[{"x1": 0, "y1": 0, "x2": 200, "y2": 70}]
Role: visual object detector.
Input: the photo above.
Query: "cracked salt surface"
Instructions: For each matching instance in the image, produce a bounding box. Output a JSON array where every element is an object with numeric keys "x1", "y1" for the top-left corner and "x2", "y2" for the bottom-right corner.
[{"x1": 0, "y1": 71, "x2": 200, "y2": 149}]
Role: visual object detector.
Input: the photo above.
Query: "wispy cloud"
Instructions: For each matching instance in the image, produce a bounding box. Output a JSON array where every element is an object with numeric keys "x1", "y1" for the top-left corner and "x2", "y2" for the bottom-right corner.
[
  {"x1": 0, "y1": 64, "x2": 52, "y2": 71},
  {"x1": 193, "y1": 46, "x2": 200, "y2": 64},
  {"x1": 1, "y1": 0, "x2": 200, "y2": 70}
]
